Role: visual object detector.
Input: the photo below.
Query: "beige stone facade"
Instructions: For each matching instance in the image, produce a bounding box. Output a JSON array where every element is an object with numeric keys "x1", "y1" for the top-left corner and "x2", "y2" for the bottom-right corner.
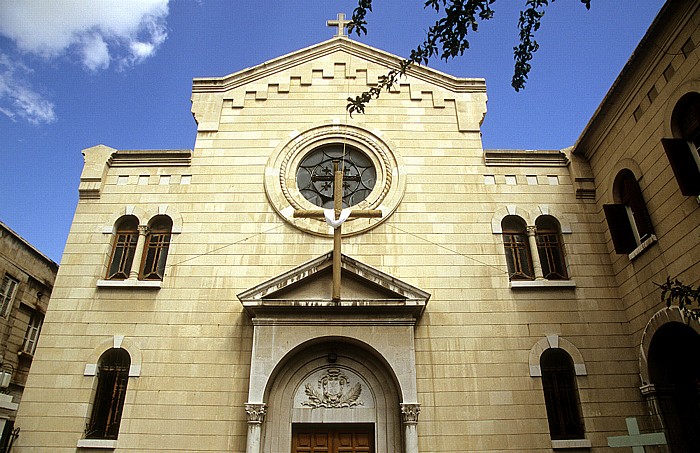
[
  {"x1": 13, "y1": 2, "x2": 700, "y2": 452},
  {"x1": 0, "y1": 221, "x2": 58, "y2": 450}
]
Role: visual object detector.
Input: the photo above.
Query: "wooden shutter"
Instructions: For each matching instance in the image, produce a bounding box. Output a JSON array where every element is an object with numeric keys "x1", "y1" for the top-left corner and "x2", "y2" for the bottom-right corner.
[
  {"x1": 662, "y1": 138, "x2": 700, "y2": 196},
  {"x1": 623, "y1": 177, "x2": 654, "y2": 239},
  {"x1": 603, "y1": 204, "x2": 637, "y2": 254}
]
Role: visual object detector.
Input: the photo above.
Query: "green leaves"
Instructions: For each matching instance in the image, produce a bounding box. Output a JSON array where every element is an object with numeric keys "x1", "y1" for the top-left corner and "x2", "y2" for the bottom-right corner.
[
  {"x1": 347, "y1": 0, "x2": 592, "y2": 114},
  {"x1": 658, "y1": 277, "x2": 700, "y2": 322}
]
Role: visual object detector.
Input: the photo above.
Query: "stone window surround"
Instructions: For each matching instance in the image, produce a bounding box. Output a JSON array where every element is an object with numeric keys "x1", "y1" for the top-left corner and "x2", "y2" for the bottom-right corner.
[
  {"x1": 529, "y1": 335, "x2": 590, "y2": 450},
  {"x1": 263, "y1": 122, "x2": 406, "y2": 237},
  {"x1": 77, "y1": 335, "x2": 142, "y2": 450},
  {"x1": 491, "y1": 205, "x2": 575, "y2": 289},
  {"x1": 96, "y1": 205, "x2": 182, "y2": 288}
]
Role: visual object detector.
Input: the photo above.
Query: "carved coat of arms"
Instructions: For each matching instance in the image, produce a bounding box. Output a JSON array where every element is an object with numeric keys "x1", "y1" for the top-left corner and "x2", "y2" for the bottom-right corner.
[{"x1": 303, "y1": 368, "x2": 363, "y2": 408}]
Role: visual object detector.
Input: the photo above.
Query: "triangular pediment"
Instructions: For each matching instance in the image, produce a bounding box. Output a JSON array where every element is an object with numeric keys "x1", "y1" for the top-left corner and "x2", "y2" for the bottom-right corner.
[{"x1": 237, "y1": 252, "x2": 430, "y2": 318}]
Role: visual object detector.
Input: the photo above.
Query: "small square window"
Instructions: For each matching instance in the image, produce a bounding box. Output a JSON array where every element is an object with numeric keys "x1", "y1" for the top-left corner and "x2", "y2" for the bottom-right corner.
[
  {"x1": 505, "y1": 175, "x2": 517, "y2": 185},
  {"x1": 682, "y1": 37, "x2": 695, "y2": 58},
  {"x1": 117, "y1": 176, "x2": 128, "y2": 185},
  {"x1": 138, "y1": 175, "x2": 149, "y2": 185},
  {"x1": 484, "y1": 175, "x2": 496, "y2": 185},
  {"x1": 159, "y1": 175, "x2": 171, "y2": 185},
  {"x1": 526, "y1": 175, "x2": 538, "y2": 185},
  {"x1": 663, "y1": 63, "x2": 675, "y2": 82},
  {"x1": 180, "y1": 175, "x2": 192, "y2": 185},
  {"x1": 547, "y1": 176, "x2": 559, "y2": 186},
  {"x1": 647, "y1": 86, "x2": 658, "y2": 103},
  {"x1": 633, "y1": 105, "x2": 644, "y2": 122}
]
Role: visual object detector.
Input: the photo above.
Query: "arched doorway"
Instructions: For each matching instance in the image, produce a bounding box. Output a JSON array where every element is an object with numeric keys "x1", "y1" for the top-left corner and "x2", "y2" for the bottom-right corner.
[
  {"x1": 648, "y1": 322, "x2": 700, "y2": 452},
  {"x1": 262, "y1": 339, "x2": 402, "y2": 453}
]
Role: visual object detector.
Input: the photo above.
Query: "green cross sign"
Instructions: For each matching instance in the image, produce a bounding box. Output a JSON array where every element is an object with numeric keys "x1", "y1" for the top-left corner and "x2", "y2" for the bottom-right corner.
[{"x1": 608, "y1": 417, "x2": 666, "y2": 452}]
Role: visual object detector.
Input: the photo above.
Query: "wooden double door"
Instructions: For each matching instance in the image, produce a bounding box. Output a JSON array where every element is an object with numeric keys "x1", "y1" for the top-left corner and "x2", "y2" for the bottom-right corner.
[{"x1": 292, "y1": 424, "x2": 374, "y2": 453}]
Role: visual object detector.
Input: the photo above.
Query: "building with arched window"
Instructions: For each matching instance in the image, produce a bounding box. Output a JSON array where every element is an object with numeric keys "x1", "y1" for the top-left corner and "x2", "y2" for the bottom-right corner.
[{"x1": 13, "y1": 2, "x2": 700, "y2": 452}]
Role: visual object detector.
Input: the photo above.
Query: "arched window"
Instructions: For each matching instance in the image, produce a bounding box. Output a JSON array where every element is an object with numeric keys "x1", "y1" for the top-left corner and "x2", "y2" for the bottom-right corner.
[
  {"x1": 86, "y1": 348, "x2": 131, "y2": 439},
  {"x1": 541, "y1": 348, "x2": 585, "y2": 440},
  {"x1": 501, "y1": 215, "x2": 534, "y2": 280},
  {"x1": 603, "y1": 169, "x2": 654, "y2": 254},
  {"x1": 535, "y1": 216, "x2": 568, "y2": 280},
  {"x1": 140, "y1": 216, "x2": 172, "y2": 281},
  {"x1": 663, "y1": 92, "x2": 700, "y2": 196},
  {"x1": 106, "y1": 216, "x2": 139, "y2": 280}
]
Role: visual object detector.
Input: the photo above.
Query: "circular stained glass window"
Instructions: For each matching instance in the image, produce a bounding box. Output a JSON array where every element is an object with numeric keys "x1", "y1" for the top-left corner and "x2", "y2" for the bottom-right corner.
[{"x1": 296, "y1": 145, "x2": 377, "y2": 209}]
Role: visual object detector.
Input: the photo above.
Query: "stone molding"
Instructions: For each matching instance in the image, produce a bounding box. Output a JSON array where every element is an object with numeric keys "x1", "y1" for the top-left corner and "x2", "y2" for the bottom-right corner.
[
  {"x1": 484, "y1": 149, "x2": 569, "y2": 167},
  {"x1": 529, "y1": 335, "x2": 587, "y2": 377}
]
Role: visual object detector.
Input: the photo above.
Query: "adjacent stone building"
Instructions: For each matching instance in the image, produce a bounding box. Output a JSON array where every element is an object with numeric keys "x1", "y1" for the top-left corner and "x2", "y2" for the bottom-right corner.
[
  {"x1": 0, "y1": 221, "x2": 58, "y2": 451},
  {"x1": 13, "y1": 1, "x2": 700, "y2": 452}
]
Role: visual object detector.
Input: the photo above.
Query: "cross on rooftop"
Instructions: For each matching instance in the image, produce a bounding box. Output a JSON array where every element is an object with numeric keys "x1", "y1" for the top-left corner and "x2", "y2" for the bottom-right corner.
[
  {"x1": 607, "y1": 417, "x2": 666, "y2": 452},
  {"x1": 327, "y1": 13, "x2": 351, "y2": 37}
]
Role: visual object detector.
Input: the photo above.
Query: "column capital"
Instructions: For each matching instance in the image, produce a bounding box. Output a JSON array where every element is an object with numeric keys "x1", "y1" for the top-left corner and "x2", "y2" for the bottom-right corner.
[
  {"x1": 245, "y1": 403, "x2": 267, "y2": 424},
  {"x1": 401, "y1": 403, "x2": 421, "y2": 425},
  {"x1": 526, "y1": 225, "x2": 537, "y2": 235},
  {"x1": 137, "y1": 224, "x2": 150, "y2": 235}
]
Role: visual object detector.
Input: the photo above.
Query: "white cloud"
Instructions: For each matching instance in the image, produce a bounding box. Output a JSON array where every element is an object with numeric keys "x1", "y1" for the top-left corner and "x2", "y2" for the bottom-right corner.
[
  {"x1": 0, "y1": 1, "x2": 170, "y2": 123},
  {"x1": 0, "y1": 0, "x2": 170, "y2": 70},
  {"x1": 0, "y1": 54, "x2": 56, "y2": 124}
]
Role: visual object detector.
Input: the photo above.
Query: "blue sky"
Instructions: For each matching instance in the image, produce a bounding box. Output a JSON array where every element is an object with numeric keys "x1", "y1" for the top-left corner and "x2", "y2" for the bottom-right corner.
[{"x1": 0, "y1": 0, "x2": 665, "y2": 263}]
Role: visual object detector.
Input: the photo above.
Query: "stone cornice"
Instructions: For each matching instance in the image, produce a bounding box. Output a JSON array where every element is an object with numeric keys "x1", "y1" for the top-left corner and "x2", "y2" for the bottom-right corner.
[
  {"x1": 192, "y1": 37, "x2": 485, "y2": 95},
  {"x1": 484, "y1": 149, "x2": 569, "y2": 167}
]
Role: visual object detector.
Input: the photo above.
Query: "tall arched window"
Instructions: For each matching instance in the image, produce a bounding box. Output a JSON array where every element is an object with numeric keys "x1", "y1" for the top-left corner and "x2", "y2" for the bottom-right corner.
[
  {"x1": 663, "y1": 92, "x2": 700, "y2": 196},
  {"x1": 140, "y1": 216, "x2": 172, "y2": 281},
  {"x1": 86, "y1": 348, "x2": 131, "y2": 439},
  {"x1": 106, "y1": 216, "x2": 139, "y2": 280},
  {"x1": 603, "y1": 169, "x2": 654, "y2": 254},
  {"x1": 502, "y1": 215, "x2": 534, "y2": 280},
  {"x1": 535, "y1": 216, "x2": 568, "y2": 280},
  {"x1": 541, "y1": 348, "x2": 585, "y2": 440}
]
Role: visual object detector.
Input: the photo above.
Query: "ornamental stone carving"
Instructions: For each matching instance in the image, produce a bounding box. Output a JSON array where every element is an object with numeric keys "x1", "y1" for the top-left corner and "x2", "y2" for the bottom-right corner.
[
  {"x1": 303, "y1": 368, "x2": 363, "y2": 408},
  {"x1": 401, "y1": 403, "x2": 421, "y2": 424},
  {"x1": 245, "y1": 403, "x2": 267, "y2": 424}
]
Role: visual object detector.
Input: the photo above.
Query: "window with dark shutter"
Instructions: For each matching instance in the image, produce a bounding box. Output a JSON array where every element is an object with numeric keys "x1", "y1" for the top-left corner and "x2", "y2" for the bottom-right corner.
[
  {"x1": 603, "y1": 204, "x2": 637, "y2": 254},
  {"x1": 666, "y1": 93, "x2": 700, "y2": 196},
  {"x1": 604, "y1": 169, "x2": 654, "y2": 254}
]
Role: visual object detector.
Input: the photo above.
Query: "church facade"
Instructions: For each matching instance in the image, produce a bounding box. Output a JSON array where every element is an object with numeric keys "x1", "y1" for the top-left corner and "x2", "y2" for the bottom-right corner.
[{"x1": 13, "y1": 2, "x2": 700, "y2": 452}]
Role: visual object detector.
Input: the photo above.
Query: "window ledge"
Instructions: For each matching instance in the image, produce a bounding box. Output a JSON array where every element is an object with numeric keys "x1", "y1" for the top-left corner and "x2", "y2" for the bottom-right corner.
[
  {"x1": 628, "y1": 234, "x2": 657, "y2": 260},
  {"x1": 552, "y1": 439, "x2": 591, "y2": 449},
  {"x1": 510, "y1": 279, "x2": 576, "y2": 289},
  {"x1": 77, "y1": 439, "x2": 117, "y2": 449},
  {"x1": 97, "y1": 279, "x2": 161, "y2": 289}
]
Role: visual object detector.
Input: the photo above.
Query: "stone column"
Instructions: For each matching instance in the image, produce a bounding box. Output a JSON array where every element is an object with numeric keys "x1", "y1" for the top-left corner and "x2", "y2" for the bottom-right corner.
[
  {"x1": 526, "y1": 226, "x2": 544, "y2": 279},
  {"x1": 401, "y1": 403, "x2": 420, "y2": 453},
  {"x1": 128, "y1": 225, "x2": 149, "y2": 280},
  {"x1": 245, "y1": 403, "x2": 267, "y2": 453}
]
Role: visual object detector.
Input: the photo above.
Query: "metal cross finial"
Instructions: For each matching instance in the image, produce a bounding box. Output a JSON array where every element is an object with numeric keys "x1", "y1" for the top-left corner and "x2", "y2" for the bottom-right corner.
[{"x1": 327, "y1": 13, "x2": 351, "y2": 37}]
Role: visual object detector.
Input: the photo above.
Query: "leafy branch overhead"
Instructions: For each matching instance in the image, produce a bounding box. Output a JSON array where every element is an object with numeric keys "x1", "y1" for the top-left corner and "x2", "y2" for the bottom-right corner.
[
  {"x1": 346, "y1": 0, "x2": 591, "y2": 115},
  {"x1": 658, "y1": 277, "x2": 700, "y2": 322}
]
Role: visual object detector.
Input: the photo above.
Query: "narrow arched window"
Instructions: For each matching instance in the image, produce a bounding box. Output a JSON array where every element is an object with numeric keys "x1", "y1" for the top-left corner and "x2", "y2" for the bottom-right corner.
[
  {"x1": 86, "y1": 348, "x2": 131, "y2": 439},
  {"x1": 535, "y1": 216, "x2": 568, "y2": 280},
  {"x1": 663, "y1": 92, "x2": 700, "y2": 196},
  {"x1": 541, "y1": 348, "x2": 585, "y2": 440},
  {"x1": 603, "y1": 169, "x2": 654, "y2": 254},
  {"x1": 502, "y1": 215, "x2": 534, "y2": 280},
  {"x1": 140, "y1": 216, "x2": 172, "y2": 281},
  {"x1": 106, "y1": 216, "x2": 139, "y2": 280}
]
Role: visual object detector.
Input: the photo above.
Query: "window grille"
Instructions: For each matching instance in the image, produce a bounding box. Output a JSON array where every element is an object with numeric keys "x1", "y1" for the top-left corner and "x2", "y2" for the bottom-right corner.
[
  {"x1": 140, "y1": 216, "x2": 172, "y2": 281},
  {"x1": 86, "y1": 349, "x2": 131, "y2": 439},
  {"x1": 502, "y1": 216, "x2": 534, "y2": 280},
  {"x1": 536, "y1": 216, "x2": 568, "y2": 280},
  {"x1": 106, "y1": 217, "x2": 139, "y2": 280}
]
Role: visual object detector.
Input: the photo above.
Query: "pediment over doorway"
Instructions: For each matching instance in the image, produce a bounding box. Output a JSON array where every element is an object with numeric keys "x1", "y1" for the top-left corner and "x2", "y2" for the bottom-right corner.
[{"x1": 237, "y1": 252, "x2": 430, "y2": 318}]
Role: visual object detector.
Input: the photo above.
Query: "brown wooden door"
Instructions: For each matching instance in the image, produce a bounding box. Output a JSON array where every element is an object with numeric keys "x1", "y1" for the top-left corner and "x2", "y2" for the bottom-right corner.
[{"x1": 292, "y1": 424, "x2": 373, "y2": 453}]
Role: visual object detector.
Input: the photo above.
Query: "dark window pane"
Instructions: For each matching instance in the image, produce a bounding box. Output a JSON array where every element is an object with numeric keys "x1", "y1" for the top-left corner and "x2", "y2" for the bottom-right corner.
[
  {"x1": 86, "y1": 349, "x2": 131, "y2": 440},
  {"x1": 541, "y1": 349, "x2": 585, "y2": 440}
]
